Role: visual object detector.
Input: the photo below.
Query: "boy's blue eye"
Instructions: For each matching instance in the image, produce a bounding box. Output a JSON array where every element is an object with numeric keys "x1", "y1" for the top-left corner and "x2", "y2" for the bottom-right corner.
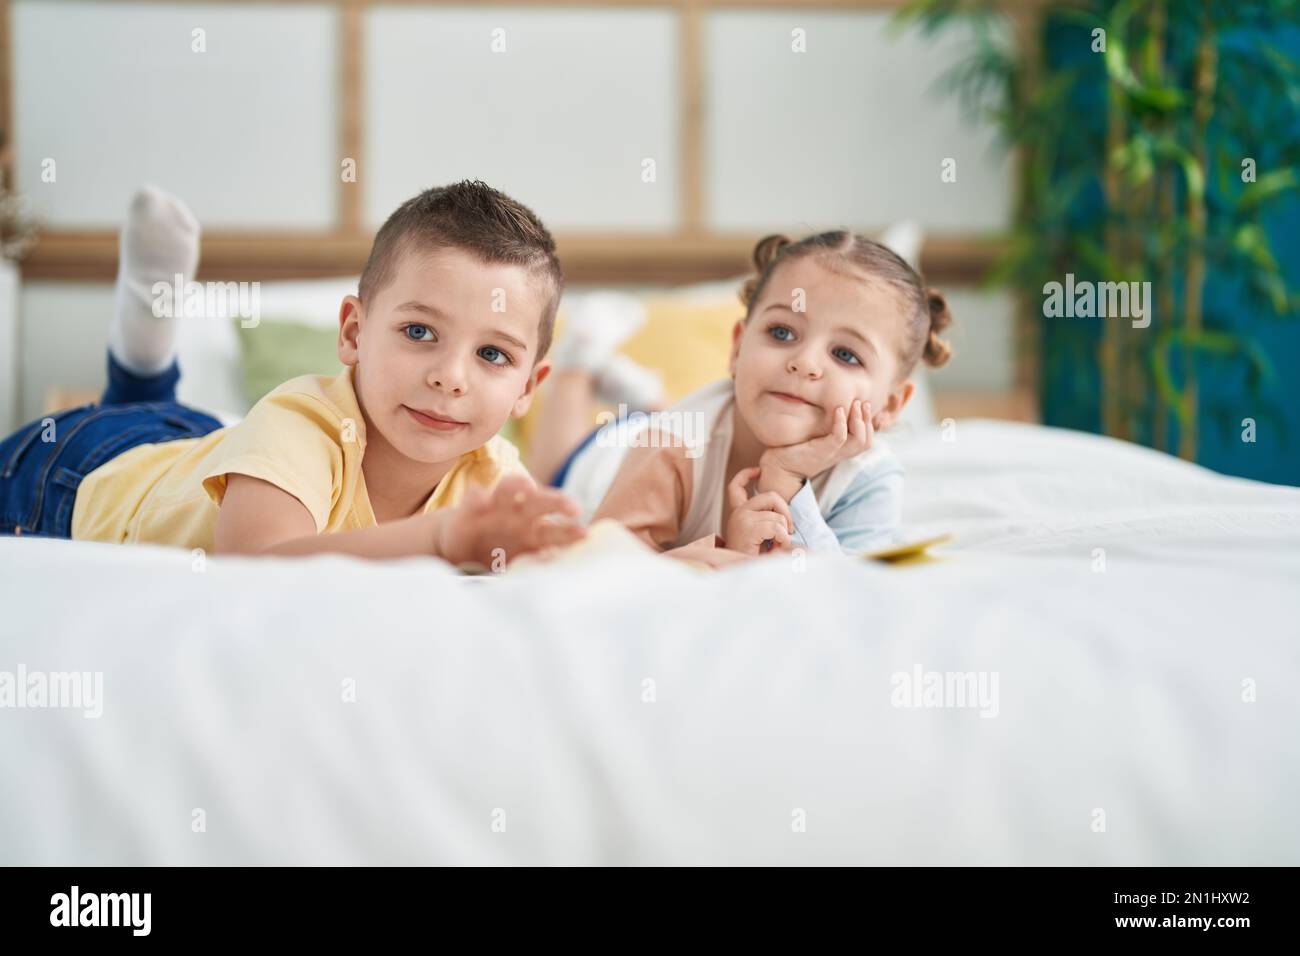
[
  {"x1": 833, "y1": 346, "x2": 861, "y2": 366},
  {"x1": 479, "y1": 346, "x2": 512, "y2": 367},
  {"x1": 404, "y1": 324, "x2": 433, "y2": 342},
  {"x1": 768, "y1": 325, "x2": 794, "y2": 342}
]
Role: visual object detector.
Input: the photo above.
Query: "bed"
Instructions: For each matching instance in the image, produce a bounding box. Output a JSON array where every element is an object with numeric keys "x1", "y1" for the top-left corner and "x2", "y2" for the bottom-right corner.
[{"x1": 2, "y1": 415, "x2": 1297, "y2": 865}]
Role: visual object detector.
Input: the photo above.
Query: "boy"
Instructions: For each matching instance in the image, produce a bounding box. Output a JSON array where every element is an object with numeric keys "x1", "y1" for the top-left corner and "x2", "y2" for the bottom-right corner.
[{"x1": 0, "y1": 181, "x2": 585, "y2": 566}]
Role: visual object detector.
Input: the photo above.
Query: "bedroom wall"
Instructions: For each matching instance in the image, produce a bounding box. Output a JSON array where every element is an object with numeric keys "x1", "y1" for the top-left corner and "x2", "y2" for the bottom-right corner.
[{"x1": 7, "y1": 0, "x2": 1018, "y2": 428}]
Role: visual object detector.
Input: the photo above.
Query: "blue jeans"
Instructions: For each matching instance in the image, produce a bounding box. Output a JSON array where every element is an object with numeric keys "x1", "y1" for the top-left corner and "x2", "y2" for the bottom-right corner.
[{"x1": 0, "y1": 352, "x2": 223, "y2": 538}]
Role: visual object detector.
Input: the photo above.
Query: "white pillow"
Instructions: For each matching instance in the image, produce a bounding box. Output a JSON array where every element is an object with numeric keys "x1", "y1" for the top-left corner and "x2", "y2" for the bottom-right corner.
[
  {"x1": 878, "y1": 220, "x2": 936, "y2": 431},
  {"x1": 174, "y1": 306, "x2": 244, "y2": 425},
  {"x1": 895, "y1": 367, "x2": 936, "y2": 434},
  {"x1": 175, "y1": 276, "x2": 359, "y2": 424}
]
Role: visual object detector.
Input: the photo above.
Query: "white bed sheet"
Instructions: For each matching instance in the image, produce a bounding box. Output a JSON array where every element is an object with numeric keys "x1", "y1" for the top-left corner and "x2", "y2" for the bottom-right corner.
[{"x1": 1, "y1": 421, "x2": 1297, "y2": 864}]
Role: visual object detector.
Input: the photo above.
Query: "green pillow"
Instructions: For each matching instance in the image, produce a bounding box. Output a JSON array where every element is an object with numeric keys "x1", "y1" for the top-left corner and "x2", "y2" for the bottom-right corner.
[
  {"x1": 234, "y1": 317, "x2": 340, "y2": 407},
  {"x1": 232, "y1": 317, "x2": 524, "y2": 447}
]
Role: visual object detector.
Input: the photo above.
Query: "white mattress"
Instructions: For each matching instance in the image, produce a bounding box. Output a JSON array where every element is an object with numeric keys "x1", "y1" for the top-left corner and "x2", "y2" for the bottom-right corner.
[{"x1": 1, "y1": 420, "x2": 1297, "y2": 864}]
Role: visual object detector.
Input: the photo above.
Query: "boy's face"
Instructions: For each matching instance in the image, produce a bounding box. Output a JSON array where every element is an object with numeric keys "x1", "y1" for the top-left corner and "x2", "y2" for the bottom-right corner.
[
  {"x1": 729, "y1": 256, "x2": 912, "y2": 448},
  {"x1": 338, "y1": 245, "x2": 550, "y2": 464}
]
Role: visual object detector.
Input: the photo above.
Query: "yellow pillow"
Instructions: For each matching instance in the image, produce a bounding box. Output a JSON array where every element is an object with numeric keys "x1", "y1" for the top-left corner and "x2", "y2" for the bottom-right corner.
[
  {"x1": 510, "y1": 293, "x2": 745, "y2": 458},
  {"x1": 622, "y1": 297, "x2": 744, "y2": 403}
]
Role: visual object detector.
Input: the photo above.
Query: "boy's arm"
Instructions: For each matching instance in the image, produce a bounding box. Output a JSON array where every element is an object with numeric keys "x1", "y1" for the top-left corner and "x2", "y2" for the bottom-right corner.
[
  {"x1": 214, "y1": 473, "x2": 584, "y2": 563},
  {"x1": 213, "y1": 474, "x2": 440, "y2": 559}
]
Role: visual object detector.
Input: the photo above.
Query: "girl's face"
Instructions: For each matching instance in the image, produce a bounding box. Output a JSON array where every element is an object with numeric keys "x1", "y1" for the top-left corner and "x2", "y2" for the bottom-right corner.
[{"x1": 729, "y1": 256, "x2": 914, "y2": 448}]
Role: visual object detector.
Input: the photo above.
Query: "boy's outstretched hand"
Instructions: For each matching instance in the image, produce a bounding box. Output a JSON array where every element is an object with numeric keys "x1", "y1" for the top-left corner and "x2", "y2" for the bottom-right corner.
[{"x1": 434, "y1": 474, "x2": 586, "y2": 569}]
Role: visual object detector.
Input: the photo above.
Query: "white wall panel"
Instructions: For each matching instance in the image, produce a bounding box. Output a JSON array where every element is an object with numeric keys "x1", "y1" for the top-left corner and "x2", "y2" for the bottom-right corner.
[
  {"x1": 706, "y1": 11, "x2": 1013, "y2": 233},
  {"x1": 365, "y1": 7, "x2": 680, "y2": 231},
  {"x1": 14, "y1": 1, "x2": 339, "y2": 228}
]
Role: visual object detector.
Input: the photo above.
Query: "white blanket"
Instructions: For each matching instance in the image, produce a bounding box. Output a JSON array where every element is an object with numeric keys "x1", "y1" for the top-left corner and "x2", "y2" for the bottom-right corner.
[{"x1": 1, "y1": 421, "x2": 1297, "y2": 864}]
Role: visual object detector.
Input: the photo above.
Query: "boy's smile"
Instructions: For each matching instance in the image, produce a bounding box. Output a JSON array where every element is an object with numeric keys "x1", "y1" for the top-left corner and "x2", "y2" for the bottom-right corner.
[{"x1": 403, "y1": 405, "x2": 469, "y2": 431}]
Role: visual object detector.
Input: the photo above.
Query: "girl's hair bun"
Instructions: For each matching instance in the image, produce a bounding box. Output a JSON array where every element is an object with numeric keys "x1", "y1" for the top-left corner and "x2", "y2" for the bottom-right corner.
[
  {"x1": 740, "y1": 233, "x2": 793, "y2": 308},
  {"x1": 923, "y1": 288, "x2": 954, "y2": 368},
  {"x1": 752, "y1": 233, "x2": 792, "y2": 272}
]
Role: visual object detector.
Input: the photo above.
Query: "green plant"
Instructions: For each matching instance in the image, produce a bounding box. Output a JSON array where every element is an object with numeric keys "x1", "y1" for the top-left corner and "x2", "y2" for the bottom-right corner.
[{"x1": 898, "y1": 0, "x2": 1300, "y2": 460}]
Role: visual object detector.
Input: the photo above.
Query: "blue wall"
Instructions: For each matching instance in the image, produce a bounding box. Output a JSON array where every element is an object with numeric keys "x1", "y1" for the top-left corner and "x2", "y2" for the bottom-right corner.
[{"x1": 1039, "y1": 13, "x2": 1299, "y2": 486}]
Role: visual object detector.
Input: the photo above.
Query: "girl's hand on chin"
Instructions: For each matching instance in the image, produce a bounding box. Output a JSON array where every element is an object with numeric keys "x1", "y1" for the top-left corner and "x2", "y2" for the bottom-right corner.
[{"x1": 758, "y1": 399, "x2": 874, "y2": 498}]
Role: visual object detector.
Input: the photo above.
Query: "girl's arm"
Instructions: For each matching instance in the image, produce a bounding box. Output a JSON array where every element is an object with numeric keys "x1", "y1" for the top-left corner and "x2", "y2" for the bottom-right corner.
[
  {"x1": 589, "y1": 436, "x2": 693, "y2": 551},
  {"x1": 781, "y1": 468, "x2": 905, "y2": 555},
  {"x1": 590, "y1": 434, "x2": 750, "y2": 568},
  {"x1": 752, "y1": 401, "x2": 902, "y2": 555}
]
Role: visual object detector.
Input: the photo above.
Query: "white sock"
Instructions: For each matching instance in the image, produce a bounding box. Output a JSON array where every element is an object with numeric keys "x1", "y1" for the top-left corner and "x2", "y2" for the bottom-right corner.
[
  {"x1": 594, "y1": 354, "x2": 664, "y2": 409},
  {"x1": 107, "y1": 185, "x2": 201, "y2": 375},
  {"x1": 550, "y1": 291, "x2": 647, "y2": 372}
]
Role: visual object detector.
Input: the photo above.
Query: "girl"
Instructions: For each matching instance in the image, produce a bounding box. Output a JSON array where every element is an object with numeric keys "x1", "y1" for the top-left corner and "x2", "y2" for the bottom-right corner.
[{"x1": 534, "y1": 230, "x2": 953, "y2": 567}]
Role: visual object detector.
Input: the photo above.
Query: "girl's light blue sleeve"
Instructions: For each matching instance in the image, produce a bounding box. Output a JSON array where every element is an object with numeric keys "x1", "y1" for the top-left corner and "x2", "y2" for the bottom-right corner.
[{"x1": 786, "y1": 465, "x2": 905, "y2": 556}]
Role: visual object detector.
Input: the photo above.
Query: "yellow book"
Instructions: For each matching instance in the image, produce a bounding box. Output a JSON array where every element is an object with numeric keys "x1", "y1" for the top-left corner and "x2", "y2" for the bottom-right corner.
[{"x1": 861, "y1": 532, "x2": 955, "y2": 564}]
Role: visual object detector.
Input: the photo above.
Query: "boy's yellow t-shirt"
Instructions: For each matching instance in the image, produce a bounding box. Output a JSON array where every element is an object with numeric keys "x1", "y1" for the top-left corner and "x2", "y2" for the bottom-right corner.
[{"x1": 70, "y1": 365, "x2": 527, "y2": 550}]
